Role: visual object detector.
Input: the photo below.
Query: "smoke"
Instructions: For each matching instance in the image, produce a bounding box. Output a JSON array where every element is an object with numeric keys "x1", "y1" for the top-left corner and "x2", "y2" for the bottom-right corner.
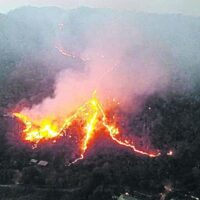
[{"x1": 21, "y1": 16, "x2": 169, "y2": 121}]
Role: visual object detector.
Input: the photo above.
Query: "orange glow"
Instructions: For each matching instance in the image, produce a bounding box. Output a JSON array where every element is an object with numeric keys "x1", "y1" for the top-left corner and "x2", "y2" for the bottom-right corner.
[
  {"x1": 14, "y1": 92, "x2": 160, "y2": 164},
  {"x1": 167, "y1": 150, "x2": 173, "y2": 156},
  {"x1": 55, "y1": 45, "x2": 88, "y2": 62},
  {"x1": 13, "y1": 113, "x2": 61, "y2": 142},
  {"x1": 55, "y1": 45, "x2": 76, "y2": 58}
]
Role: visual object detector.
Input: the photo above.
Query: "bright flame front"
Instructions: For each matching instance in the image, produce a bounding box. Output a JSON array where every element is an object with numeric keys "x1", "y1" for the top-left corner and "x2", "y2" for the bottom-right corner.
[{"x1": 14, "y1": 93, "x2": 160, "y2": 164}]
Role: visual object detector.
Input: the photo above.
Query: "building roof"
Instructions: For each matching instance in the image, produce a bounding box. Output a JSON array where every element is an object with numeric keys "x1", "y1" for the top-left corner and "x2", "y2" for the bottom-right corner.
[
  {"x1": 30, "y1": 159, "x2": 38, "y2": 164},
  {"x1": 118, "y1": 194, "x2": 138, "y2": 200},
  {"x1": 37, "y1": 160, "x2": 48, "y2": 167}
]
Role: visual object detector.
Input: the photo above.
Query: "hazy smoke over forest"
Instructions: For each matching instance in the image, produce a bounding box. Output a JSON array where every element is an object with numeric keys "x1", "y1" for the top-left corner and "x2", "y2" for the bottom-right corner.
[
  {"x1": 20, "y1": 15, "x2": 170, "y2": 120},
  {"x1": 0, "y1": 6, "x2": 199, "y2": 121}
]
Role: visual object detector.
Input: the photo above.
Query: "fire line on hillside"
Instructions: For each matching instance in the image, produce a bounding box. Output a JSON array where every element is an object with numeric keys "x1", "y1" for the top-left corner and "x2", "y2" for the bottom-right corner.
[{"x1": 13, "y1": 92, "x2": 162, "y2": 165}]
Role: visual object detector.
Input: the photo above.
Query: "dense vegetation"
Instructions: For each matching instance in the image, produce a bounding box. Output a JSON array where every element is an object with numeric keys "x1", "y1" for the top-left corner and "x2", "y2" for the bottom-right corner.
[{"x1": 1, "y1": 89, "x2": 200, "y2": 199}]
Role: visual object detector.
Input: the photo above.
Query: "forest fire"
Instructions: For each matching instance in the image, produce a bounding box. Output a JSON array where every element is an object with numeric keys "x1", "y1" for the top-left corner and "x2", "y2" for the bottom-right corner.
[
  {"x1": 13, "y1": 92, "x2": 160, "y2": 165},
  {"x1": 55, "y1": 45, "x2": 88, "y2": 62}
]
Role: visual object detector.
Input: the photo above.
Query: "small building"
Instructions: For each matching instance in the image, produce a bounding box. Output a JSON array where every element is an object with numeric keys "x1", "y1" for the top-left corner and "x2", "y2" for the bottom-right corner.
[
  {"x1": 37, "y1": 160, "x2": 48, "y2": 167},
  {"x1": 30, "y1": 159, "x2": 38, "y2": 165},
  {"x1": 118, "y1": 194, "x2": 139, "y2": 200}
]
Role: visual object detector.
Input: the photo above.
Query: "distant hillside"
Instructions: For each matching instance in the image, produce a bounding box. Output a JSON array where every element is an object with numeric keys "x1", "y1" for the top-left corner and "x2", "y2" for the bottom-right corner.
[
  {"x1": 1, "y1": 6, "x2": 200, "y2": 69},
  {"x1": 0, "y1": 6, "x2": 200, "y2": 107}
]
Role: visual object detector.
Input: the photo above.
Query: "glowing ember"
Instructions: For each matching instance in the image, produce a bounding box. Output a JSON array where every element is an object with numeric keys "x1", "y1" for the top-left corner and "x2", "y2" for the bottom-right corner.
[
  {"x1": 167, "y1": 150, "x2": 173, "y2": 156},
  {"x1": 14, "y1": 92, "x2": 160, "y2": 165}
]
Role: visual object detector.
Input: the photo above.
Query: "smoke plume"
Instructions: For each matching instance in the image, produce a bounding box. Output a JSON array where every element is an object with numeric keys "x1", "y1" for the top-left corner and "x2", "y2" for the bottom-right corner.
[{"x1": 21, "y1": 16, "x2": 169, "y2": 121}]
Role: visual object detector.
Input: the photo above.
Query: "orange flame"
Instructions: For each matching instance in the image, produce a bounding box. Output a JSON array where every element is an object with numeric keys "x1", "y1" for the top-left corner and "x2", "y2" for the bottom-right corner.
[
  {"x1": 13, "y1": 113, "x2": 61, "y2": 142},
  {"x1": 14, "y1": 92, "x2": 160, "y2": 164}
]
